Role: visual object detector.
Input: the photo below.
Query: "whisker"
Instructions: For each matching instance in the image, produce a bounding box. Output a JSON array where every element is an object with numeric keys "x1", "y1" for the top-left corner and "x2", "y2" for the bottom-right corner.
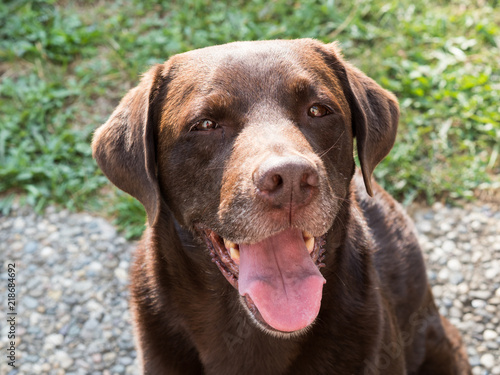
[
  {"x1": 318, "y1": 130, "x2": 345, "y2": 158},
  {"x1": 335, "y1": 272, "x2": 347, "y2": 288}
]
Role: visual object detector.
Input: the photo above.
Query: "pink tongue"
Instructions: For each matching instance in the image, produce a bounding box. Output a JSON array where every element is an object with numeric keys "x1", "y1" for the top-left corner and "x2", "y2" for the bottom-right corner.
[{"x1": 238, "y1": 228, "x2": 325, "y2": 332}]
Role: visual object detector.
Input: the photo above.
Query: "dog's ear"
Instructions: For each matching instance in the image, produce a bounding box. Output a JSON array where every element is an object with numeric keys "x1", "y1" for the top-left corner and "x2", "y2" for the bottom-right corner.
[
  {"x1": 92, "y1": 64, "x2": 165, "y2": 226},
  {"x1": 324, "y1": 43, "x2": 399, "y2": 196}
]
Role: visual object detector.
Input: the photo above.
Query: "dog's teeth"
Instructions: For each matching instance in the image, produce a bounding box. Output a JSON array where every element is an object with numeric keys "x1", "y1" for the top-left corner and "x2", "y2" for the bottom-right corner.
[
  {"x1": 230, "y1": 247, "x2": 240, "y2": 264},
  {"x1": 305, "y1": 237, "x2": 315, "y2": 254},
  {"x1": 224, "y1": 238, "x2": 237, "y2": 249},
  {"x1": 302, "y1": 231, "x2": 315, "y2": 253},
  {"x1": 224, "y1": 238, "x2": 240, "y2": 264}
]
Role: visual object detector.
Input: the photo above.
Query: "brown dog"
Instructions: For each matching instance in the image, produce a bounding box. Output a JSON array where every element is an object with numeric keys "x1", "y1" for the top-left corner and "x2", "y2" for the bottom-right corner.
[{"x1": 92, "y1": 39, "x2": 471, "y2": 374}]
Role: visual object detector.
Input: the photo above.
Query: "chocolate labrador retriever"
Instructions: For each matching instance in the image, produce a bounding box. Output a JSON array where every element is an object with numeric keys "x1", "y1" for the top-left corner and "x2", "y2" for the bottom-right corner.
[{"x1": 92, "y1": 39, "x2": 470, "y2": 374}]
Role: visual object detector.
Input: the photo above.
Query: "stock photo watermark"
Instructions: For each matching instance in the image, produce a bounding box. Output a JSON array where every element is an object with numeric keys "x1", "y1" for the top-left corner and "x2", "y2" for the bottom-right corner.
[{"x1": 6, "y1": 262, "x2": 17, "y2": 368}]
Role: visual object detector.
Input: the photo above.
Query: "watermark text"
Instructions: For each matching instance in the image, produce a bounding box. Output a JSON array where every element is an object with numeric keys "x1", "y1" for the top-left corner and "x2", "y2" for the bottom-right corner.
[{"x1": 6, "y1": 263, "x2": 17, "y2": 368}]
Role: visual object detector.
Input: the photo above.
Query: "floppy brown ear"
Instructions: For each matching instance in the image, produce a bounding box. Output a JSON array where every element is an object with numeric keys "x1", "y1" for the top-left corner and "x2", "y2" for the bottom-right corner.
[
  {"x1": 92, "y1": 64, "x2": 165, "y2": 226},
  {"x1": 345, "y1": 63, "x2": 399, "y2": 196},
  {"x1": 324, "y1": 43, "x2": 399, "y2": 196}
]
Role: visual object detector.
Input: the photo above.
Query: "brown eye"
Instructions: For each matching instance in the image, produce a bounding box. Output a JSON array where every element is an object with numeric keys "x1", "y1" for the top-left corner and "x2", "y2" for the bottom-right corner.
[
  {"x1": 194, "y1": 119, "x2": 218, "y2": 131},
  {"x1": 308, "y1": 104, "x2": 330, "y2": 118}
]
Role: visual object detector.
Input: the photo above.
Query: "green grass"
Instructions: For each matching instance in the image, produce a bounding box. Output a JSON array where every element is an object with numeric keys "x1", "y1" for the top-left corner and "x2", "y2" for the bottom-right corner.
[{"x1": 1, "y1": 0, "x2": 499, "y2": 238}]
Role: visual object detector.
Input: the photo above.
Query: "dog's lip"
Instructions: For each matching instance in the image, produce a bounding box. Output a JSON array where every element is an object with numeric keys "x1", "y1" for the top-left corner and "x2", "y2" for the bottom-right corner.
[
  {"x1": 201, "y1": 227, "x2": 240, "y2": 289},
  {"x1": 196, "y1": 224, "x2": 327, "y2": 332}
]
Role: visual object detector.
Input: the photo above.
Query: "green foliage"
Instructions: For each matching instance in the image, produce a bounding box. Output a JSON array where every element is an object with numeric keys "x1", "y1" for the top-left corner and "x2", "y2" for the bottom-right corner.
[
  {"x1": 0, "y1": 0, "x2": 498, "y2": 238},
  {"x1": 342, "y1": 1, "x2": 500, "y2": 203},
  {"x1": 112, "y1": 191, "x2": 146, "y2": 240},
  {"x1": 0, "y1": 0, "x2": 102, "y2": 63}
]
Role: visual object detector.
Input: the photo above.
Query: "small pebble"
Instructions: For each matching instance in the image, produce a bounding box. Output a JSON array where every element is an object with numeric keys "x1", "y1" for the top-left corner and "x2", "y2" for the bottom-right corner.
[
  {"x1": 483, "y1": 329, "x2": 498, "y2": 341},
  {"x1": 54, "y1": 350, "x2": 74, "y2": 369},
  {"x1": 480, "y1": 353, "x2": 495, "y2": 369}
]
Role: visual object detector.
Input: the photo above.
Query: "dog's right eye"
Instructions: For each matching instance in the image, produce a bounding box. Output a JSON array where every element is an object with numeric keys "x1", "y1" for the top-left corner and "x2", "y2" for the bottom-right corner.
[{"x1": 191, "y1": 119, "x2": 219, "y2": 131}]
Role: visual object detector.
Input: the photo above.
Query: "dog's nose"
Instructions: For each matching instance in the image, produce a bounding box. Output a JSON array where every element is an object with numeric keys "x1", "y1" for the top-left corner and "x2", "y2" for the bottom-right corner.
[{"x1": 253, "y1": 156, "x2": 319, "y2": 208}]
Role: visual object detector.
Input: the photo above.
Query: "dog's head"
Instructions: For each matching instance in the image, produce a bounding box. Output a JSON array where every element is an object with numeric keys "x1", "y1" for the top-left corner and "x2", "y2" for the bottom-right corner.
[{"x1": 92, "y1": 39, "x2": 398, "y2": 335}]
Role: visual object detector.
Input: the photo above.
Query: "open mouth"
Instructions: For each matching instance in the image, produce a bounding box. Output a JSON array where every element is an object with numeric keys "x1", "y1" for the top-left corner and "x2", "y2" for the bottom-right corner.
[{"x1": 198, "y1": 225, "x2": 327, "y2": 333}]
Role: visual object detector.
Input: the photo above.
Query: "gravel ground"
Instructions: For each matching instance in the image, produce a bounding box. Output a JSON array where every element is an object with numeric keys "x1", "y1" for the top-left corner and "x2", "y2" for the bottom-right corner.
[{"x1": 0, "y1": 201, "x2": 499, "y2": 374}]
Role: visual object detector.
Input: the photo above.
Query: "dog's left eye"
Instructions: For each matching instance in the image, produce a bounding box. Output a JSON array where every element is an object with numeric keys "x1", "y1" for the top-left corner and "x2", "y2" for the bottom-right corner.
[
  {"x1": 308, "y1": 104, "x2": 330, "y2": 118},
  {"x1": 192, "y1": 119, "x2": 219, "y2": 131}
]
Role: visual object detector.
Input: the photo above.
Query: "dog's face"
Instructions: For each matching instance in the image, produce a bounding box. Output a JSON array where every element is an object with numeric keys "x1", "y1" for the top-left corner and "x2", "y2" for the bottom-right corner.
[{"x1": 93, "y1": 39, "x2": 398, "y2": 335}]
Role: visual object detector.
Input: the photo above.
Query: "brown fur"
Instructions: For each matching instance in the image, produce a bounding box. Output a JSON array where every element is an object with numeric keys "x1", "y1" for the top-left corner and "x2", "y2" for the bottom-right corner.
[{"x1": 92, "y1": 39, "x2": 470, "y2": 374}]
